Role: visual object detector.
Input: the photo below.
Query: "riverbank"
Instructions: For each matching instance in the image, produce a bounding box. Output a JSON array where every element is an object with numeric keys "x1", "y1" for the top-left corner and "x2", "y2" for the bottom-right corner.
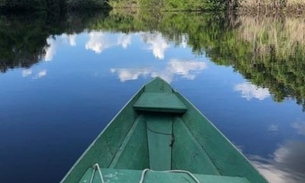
[
  {"x1": 238, "y1": 0, "x2": 305, "y2": 14},
  {"x1": 0, "y1": 0, "x2": 108, "y2": 12},
  {"x1": 1, "y1": 0, "x2": 305, "y2": 13}
]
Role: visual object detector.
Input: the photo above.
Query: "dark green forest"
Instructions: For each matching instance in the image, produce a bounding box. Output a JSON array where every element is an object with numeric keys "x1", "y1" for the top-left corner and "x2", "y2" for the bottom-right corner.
[
  {"x1": 0, "y1": 0, "x2": 107, "y2": 12},
  {"x1": 0, "y1": 0, "x2": 234, "y2": 11},
  {"x1": 0, "y1": 11, "x2": 109, "y2": 72},
  {"x1": 1, "y1": 0, "x2": 304, "y2": 12}
]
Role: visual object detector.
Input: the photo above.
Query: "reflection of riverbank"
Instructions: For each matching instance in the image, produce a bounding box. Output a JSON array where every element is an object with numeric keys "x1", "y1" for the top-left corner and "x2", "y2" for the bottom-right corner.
[
  {"x1": 237, "y1": 15, "x2": 305, "y2": 59},
  {"x1": 0, "y1": 10, "x2": 109, "y2": 73},
  {"x1": 238, "y1": 0, "x2": 305, "y2": 14},
  {"x1": 2, "y1": 9, "x2": 305, "y2": 111}
]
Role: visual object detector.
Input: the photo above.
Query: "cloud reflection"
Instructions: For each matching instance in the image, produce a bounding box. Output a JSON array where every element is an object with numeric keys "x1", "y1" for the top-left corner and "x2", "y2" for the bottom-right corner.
[
  {"x1": 250, "y1": 141, "x2": 305, "y2": 183},
  {"x1": 45, "y1": 38, "x2": 56, "y2": 61},
  {"x1": 85, "y1": 32, "x2": 132, "y2": 54},
  {"x1": 142, "y1": 32, "x2": 170, "y2": 60},
  {"x1": 118, "y1": 34, "x2": 131, "y2": 48},
  {"x1": 33, "y1": 70, "x2": 47, "y2": 79},
  {"x1": 291, "y1": 121, "x2": 305, "y2": 136},
  {"x1": 22, "y1": 69, "x2": 47, "y2": 79},
  {"x1": 111, "y1": 59, "x2": 207, "y2": 83},
  {"x1": 43, "y1": 31, "x2": 186, "y2": 62},
  {"x1": 44, "y1": 34, "x2": 77, "y2": 61},
  {"x1": 234, "y1": 82, "x2": 270, "y2": 100},
  {"x1": 22, "y1": 69, "x2": 32, "y2": 77},
  {"x1": 268, "y1": 125, "x2": 279, "y2": 132},
  {"x1": 110, "y1": 68, "x2": 150, "y2": 82},
  {"x1": 85, "y1": 32, "x2": 111, "y2": 54},
  {"x1": 66, "y1": 34, "x2": 77, "y2": 46}
]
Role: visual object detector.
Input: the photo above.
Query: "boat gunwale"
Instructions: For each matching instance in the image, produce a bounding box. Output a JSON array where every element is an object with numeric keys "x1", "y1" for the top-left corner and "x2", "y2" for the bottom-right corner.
[
  {"x1": 60, "y1": 77, "x2": 268, "y2": 183},
  {"x1": 174, "y1": 90, "x2": 268, "y2": 182},
  {"x1": 60, "y1": 82, "x2": 146, "y2": 183}
]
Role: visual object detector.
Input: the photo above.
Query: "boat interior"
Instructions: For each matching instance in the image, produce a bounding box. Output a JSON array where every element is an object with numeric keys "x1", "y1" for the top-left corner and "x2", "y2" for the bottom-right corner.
[{"x1": 61, "y1": 78, "x2": 267, "y2": 183}]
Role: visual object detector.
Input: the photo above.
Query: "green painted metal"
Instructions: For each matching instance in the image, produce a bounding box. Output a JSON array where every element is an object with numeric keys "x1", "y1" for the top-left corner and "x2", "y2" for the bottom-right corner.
[
  {"x1": 146, "y1": 114, "x2": 172, "y2": 170},
  {"x1": 61, "y1": 77, "x2": 268, "y2": 183},
  {"x1": 109, "y1": 116, "x2": 149, "y2": 169},
  {"x1": 78, "y1": 168, "x2": 251, "y2": 183},
  {"x1": 175, "y1": 92, "x2": 268, "y2": 183},
  {"x1": 134, "y1": 93, "x2": 187, "y2": 113},
  {"x1": 172, "y1": 116, "x2": 220, "y2": 175}
]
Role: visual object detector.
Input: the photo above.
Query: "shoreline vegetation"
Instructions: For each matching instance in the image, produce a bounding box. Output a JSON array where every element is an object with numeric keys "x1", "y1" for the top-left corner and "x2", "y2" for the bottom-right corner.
[
  {"x1": 239, "y1": 0, "x2": 305, "y2": 10},
  {"x1": 0, "y1": 0, "x2": 108, "y2": 12},
  {"x1": 0, "y1": 0, "x2": 305, "y2": 13}
]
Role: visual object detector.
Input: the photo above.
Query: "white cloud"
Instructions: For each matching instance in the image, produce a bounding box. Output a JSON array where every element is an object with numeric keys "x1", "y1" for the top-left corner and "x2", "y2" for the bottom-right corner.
[
  {"x1": 117, "y1": 34, "x2": 131, "y2": 49},
  {"x1": 180, "y1": 34, "x2": 188, "y2": 48},
  {"x1": 85, "y1": 32, "x2": 132, "y2": 54},
  {"x1": 85, "y1": 32, "x2": 112, "y2": 54},
  {"x1": 44, "y1": 34, "x2": 78, "y2": 61},
  {"x1": 111, "y1": 59, "x2": 207, "y2": 83},
  {"x1": 167, "y1": 59, "x2": 207, "y2": 80},
  {"x1": 291, "y1": 121, "x2": 305, "y2": 136},
  {"x1": 268, "y1": 125, "x2": 279, "y2": 132},
  {"x1": 45, "y1": 38, "x2": 56, "y2": 61},
  {"x1": 234, "y1": 82, "x2": 270, "y2": 100},
  {"x1": 68, "y1": 34, "x2": 77, "y2": 46},
  {"x1": 110, "y1": 68, "x2": 150, "y2": 82},
  {"x1": 142, "y1": 32, "x2": 170, "y2": 60},
  {"x1": 253, "y1": 161, "x2": 298, "y2": 183},
  {"x1": 33, "y1": 70, "x2": 47, "y2": 79},
  {"x1": 22, "y1": 69, "x2": 32, "y2": 77},
  {"x1": 250, "y1": 141, "x2": 305, "y2": 183}
]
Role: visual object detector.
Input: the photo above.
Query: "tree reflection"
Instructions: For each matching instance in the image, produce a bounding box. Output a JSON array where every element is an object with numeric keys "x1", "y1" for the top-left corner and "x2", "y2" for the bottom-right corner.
[
  {"x1": 0, "y1": 10, "x2": 109, "y2": 73},
  {"x1": 93, "y1": 10, "x2": 305, "y2": 110},
  {"x1": 0, "y1": 14, "x2": 47, "y2": 72},
  {"x1": 1, "y1": 10, "x2": 305, "y2": 110}
]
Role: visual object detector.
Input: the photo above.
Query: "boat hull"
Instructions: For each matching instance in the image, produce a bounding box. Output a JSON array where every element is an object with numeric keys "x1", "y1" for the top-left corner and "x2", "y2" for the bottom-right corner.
[{"x1": 61, "y1": 77, "x2": 268, "y2": 183}]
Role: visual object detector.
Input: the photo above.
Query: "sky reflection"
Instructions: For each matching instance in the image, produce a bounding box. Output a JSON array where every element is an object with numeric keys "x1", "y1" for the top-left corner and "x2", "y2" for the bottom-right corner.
[
  {"x1": 6, "y1": 29, "x2": 304, "y2": 183},
  {"x1": 234, "y1": 82, "x2": 270, "y2": 101},
  {"x1": 251, "y1": 140, "x2": 305, "y2": 183},
  {"x1": 142, "y1": 32, "x2": 170, "y2": 59},
  {"x1": 44, "y1": 31, "x2": 186, "y2": 62},
  {"x1": 292, "y1": 121, "x2": 305, "y2": 135},
  {"x1": 85, "y1": 32, "x2": 132, "y2": 54},
  {"x1": 45, "y1": 34, "x2": 77, "y2": 61},
  {"x1": 111, "y1": 59, "x2": 207, "y2": 83}
]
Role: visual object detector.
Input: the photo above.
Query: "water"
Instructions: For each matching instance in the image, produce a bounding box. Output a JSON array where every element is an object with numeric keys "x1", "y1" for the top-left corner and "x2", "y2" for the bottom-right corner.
[{"x1": 0, "y1": 10, "x2": 305, "y2": 183}]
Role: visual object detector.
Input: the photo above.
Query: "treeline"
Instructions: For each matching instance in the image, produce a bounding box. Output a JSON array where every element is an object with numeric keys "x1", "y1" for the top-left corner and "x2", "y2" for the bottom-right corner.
[
  {"x1": 0, "y1": 0, "x2": 107, "y2": 12},
  {"x1": 1, "y1": 0, "x2": 305, "y2": 12},
  {"x1": 0, "y1": 10, "x2": 109, "y2": 72},
  {"x1": 0, "y1": 0, "x2": 237, "y2": 12},
  {"x1": 107, "y1": 0, "x2": 233, "y2": 11},
  {"x1": 105, "y1": 0, "x2": 305, "y2": 11},
  {"x1": 238, "y1": 0, "x2": 305, "y2": 12}
]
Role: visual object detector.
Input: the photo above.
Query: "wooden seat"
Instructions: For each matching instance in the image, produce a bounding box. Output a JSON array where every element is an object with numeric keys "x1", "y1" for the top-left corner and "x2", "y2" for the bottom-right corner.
[{"x1": 133, "y1": 92, "x2": 187, "y2": 113}]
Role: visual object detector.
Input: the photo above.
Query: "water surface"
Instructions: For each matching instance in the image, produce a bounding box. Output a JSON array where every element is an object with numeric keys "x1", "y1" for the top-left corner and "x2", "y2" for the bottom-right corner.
[{"x1": 0, "y1": 10, "x2": 305, "y2": 183}]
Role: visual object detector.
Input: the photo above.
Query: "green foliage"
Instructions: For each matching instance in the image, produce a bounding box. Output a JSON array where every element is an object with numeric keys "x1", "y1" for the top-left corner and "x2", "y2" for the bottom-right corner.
[
  {"x1": 0, "y1": 10, "x2": 109, "y2": 72},
  {"x1": 0, "y1": 0, "x2": 67, "y2": 11},
  {"x1": 107, "y1": 0, "x2": 227, "y2": 10},
  {"x1": 0, "y1": 0, "x2": 108, "y2": 12},
  {"x1": 0, "y1": 13, "x2": 49, "y2": 72},
  {"x1": 67, "y1": 0, "x2": 107, "y2": 9}
]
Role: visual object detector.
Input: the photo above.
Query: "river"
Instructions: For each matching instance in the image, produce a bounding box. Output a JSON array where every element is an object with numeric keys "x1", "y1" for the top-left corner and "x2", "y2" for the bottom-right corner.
[{"x1": 0, "y1": 10, "x2": 304, "y2": 183}]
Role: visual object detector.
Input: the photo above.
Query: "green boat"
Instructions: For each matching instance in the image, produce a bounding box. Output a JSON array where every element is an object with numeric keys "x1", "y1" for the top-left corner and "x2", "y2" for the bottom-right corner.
[{"x1": 61, "y1": 77, "x2": 268, "y2": 183}]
